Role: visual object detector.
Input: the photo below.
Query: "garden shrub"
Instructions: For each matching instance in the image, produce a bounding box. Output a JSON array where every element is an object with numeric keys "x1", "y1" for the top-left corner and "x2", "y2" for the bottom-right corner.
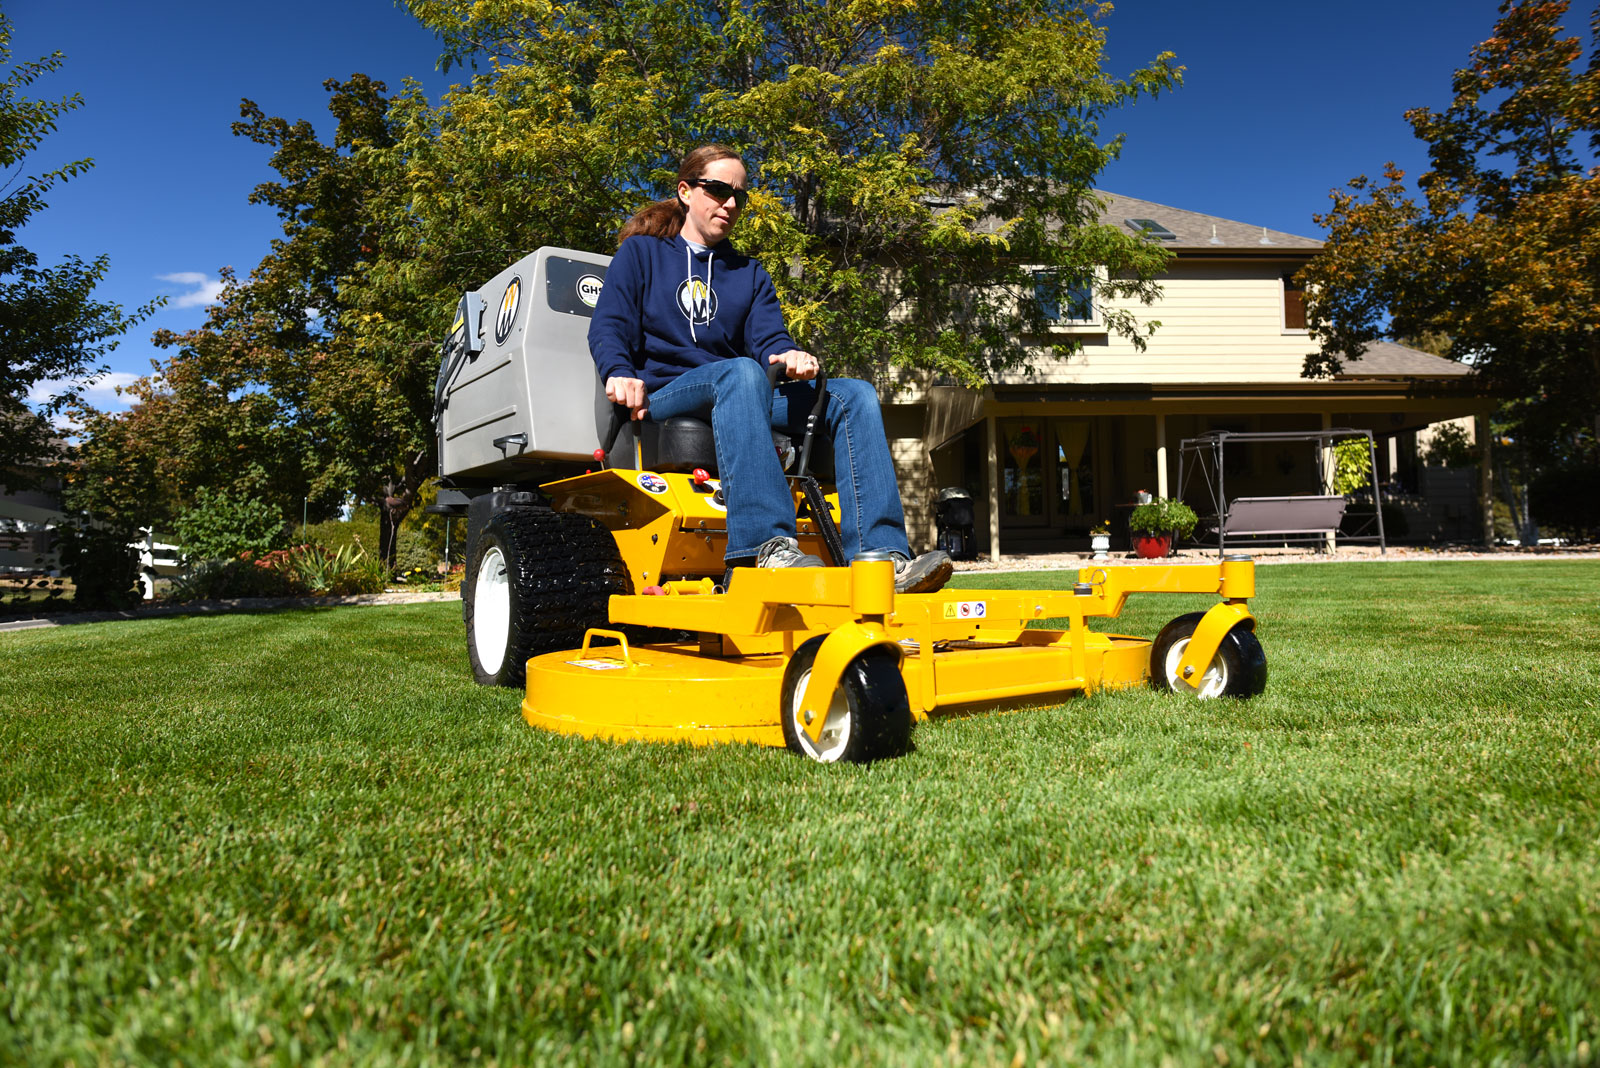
[
  {"x1": 168, "y1": 544, "x2": 387, "y2": 602},
  {"x1": 1529, "y1": 465, "x2": 1600, "y2": 541},
  {"x1": 174, "y1": 488, "x2": 287, "y2": 563},
  {"x1": 392, "y1": 530, "x2": 438, "y2": 576},
  {"x1": 53, "y1": 520, "x2": 144, "y2": 610}
]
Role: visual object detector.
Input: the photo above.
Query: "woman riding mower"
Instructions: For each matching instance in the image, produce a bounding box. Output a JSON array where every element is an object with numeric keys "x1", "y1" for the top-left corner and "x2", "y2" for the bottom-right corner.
[{"x1": 587, "y1": 144, "x2": 952, "y2": 594}]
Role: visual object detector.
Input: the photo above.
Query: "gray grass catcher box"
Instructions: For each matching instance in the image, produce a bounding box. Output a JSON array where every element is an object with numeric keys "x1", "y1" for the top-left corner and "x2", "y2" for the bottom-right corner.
[{"x1": 435, "y1": 247, "x2": 613, "y2": 484}]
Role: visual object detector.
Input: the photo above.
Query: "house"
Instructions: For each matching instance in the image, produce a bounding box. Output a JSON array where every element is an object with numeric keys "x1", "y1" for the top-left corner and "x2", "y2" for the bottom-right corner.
[
  {"x1": 879, "y1": 192, "x2": 1491, "y2": 557},
  {"x1": 1, "y1": 427, "x2": 66, "y2": 573}
]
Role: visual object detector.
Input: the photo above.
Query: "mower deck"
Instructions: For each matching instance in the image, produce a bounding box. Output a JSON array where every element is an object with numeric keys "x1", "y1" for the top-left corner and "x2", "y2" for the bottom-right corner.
[{"x1": 522, "y1": 557, "x2": 1257, "y2": 748}]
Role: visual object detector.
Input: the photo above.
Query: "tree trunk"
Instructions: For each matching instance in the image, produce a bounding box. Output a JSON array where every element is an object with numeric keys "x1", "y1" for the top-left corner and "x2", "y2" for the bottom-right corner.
[
  {"x1": 373, "y1": 455, "x2": 430, "y2": 570},
  {"x1": 376, "y1": 482, "x2": 412, "y2": 570}
]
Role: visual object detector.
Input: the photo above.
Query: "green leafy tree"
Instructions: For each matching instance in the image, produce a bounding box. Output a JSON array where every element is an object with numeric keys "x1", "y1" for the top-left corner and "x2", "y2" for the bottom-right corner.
[
  {"x1": 0, "y1": 12, "x2": 156, "y2": 485},
  {"x1": 1301, "y1": 1, "x2": 1599, "y2": 493},
  {"x1": 65, "y1": 77, "x2": 391, "y2": 547},
  {"x1": 73, "y1": 2, "x2": 1179, "y2": 564},
  {"x1": 394, "y1": 0, "x2": 1179, "y2": 382}
]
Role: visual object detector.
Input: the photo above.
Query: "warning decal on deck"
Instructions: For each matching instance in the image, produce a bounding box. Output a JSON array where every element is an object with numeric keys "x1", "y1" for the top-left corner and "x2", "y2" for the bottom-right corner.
[
  {"x1": 942, "y1": 600, "x2": 987, "y2": 620},
  {"x1": 565, "y1": 659, "x2": 627, "y2": 670}
]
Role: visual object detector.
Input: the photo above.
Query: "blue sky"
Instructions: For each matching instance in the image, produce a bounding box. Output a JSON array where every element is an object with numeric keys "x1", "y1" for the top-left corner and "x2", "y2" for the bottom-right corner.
[{"x1": 12, "y1": 0, "x2": 1511, "y2": 413}]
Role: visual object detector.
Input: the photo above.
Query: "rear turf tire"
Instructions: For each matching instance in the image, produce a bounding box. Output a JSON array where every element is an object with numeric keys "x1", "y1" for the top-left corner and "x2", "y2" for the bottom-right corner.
[{"x1": 464, "y1": 508, "x2": 627, "y2": 687}]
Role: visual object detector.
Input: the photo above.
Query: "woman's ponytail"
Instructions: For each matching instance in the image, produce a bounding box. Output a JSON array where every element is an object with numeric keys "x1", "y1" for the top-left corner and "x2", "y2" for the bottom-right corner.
[{"x1": 616, "y1": 143, "x2": 743, "y2": 247}]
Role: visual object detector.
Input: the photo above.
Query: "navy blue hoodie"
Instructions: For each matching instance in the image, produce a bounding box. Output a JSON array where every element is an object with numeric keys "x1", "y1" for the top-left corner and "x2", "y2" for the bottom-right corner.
[{"x1": 588, "y1": 233, "x2": 797, "y2": 392}]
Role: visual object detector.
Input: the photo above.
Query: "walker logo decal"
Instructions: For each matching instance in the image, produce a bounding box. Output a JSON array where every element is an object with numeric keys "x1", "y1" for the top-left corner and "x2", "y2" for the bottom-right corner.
[
  {"x1": 942, "y1": 600, "x2": 988, "y2": 620},
  {"x1": 576, "y1": 274, "x2": 604, "y2": 308},
  {"x1": 566, "y1": 659, "x2": 627, "y2": 670},
  {"x1": 494, "y1": 276, "x2": 522, "y2": 344},
  {"x1": 676, "y1": 277, "x2": 718, "y2": 325},
  {"x1": 637, "y1": 473, "x2": 669, "y2": 494}
]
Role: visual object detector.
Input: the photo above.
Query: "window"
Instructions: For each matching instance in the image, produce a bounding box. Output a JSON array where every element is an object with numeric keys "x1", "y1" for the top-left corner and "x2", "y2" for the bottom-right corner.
[
  {"x1": 1032, "y1": 269, "x2": 1095, "y2": 325},
  {"x1": 1124, "y1": 217, "x2": 1177, "y2": 240},
  {"x1": 1282, "y1": 272, "x2": 1307, "y2": 331}
]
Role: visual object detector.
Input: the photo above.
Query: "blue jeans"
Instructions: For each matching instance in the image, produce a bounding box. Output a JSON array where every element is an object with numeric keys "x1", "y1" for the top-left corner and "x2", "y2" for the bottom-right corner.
[{"x1": 646, "y1": 358, "x2": 912, "y2": 562}]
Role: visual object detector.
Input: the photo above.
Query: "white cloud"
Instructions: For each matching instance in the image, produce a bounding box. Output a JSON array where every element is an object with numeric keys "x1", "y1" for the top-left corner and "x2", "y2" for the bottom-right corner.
[
  {"x1": 158, "y1": 271, "x2": 226, "y2": 308},
  {"x1": 26, "y1": 372, "x2": 141, "y2": 412}
]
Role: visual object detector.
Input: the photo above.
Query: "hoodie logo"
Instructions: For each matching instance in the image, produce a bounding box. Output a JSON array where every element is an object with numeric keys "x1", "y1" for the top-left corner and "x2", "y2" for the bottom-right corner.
[
  {"x1": 676, "y1": 278, "x2": 717, "y2": 326},
  {"x1": 494, "y1": 276, "x2": 522, "y2": 344}
]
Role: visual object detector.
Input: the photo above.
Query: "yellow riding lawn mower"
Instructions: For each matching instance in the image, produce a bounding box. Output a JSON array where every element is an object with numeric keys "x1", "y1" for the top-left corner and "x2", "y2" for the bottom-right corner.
[{"x1": 430, "y1": 248, "x2": 1267, "y2": 763}]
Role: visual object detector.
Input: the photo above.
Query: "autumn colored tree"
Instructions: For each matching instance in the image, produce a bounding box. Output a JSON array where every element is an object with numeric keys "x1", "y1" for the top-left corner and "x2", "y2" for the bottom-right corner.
[
  {"x1": 0, "y1": 12, "x2": 155, "y2": 487},
  {"x1": 1302, "y1": 0, "x2": 1599, "y2": 480}
]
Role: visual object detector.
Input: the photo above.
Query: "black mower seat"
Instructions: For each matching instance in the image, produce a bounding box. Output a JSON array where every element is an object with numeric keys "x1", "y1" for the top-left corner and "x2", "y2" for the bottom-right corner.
[{"x1": 607, "y1": 415, "x2": 832, "y2": 478}]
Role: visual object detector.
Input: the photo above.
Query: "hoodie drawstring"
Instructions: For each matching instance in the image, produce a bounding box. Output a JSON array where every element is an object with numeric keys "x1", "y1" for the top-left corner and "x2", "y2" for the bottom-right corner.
[{"x1": 685, "y1": 242, "x2": 713, "y2": 343}]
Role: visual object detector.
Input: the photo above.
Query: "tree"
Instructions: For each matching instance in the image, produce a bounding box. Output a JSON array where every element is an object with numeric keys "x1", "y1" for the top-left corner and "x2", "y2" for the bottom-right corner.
[
  {"x1": 0, "y1": 12, "x2": 155, "y2": 486},
  {"x1": 394, "y1": 0, "x2": 1179, "y2": 383},
  {"x1": 67, "y1": 78, "x2": 396, "y2": 548},
  {"x1": 75, "y1": 1, "x2": 1180, "y2": 563},
  {"x1": 1301, "y1": 1, "x2": 1599, "y2": 479}
]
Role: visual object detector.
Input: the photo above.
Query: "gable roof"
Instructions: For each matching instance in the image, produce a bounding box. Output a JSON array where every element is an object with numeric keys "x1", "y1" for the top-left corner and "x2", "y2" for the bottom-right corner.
[
  {"x1": 1332, "y1": 339, "x2": 1473, "y2": 379},
  {"x1": 1095, "y1": 191, "x2": 1324, "y2": 253}
]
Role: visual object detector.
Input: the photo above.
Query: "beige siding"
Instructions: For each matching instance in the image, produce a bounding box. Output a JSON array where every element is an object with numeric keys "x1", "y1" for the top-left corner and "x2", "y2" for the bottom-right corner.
[
  {"x1": 891, "y1": 437, "x2": 938, "y2": 551},
  {"x1": 1003, "y1": 260, "x2": 1316, "y2": 386}
]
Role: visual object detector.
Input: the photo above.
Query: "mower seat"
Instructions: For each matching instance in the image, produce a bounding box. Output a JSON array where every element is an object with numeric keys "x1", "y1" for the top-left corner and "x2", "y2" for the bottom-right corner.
[{"x1": 608, "y1": 416, "x2": 833, "y2": 478}]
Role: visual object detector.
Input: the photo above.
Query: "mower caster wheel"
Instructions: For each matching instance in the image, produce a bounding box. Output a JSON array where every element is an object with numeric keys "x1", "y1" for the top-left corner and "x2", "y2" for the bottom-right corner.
[
  {"x1": 781, "y1": 637, "x2": 912, "y2": 763},
  {"x1": 1150, "y1": 612, "x2": 1267, "y2": 699}
]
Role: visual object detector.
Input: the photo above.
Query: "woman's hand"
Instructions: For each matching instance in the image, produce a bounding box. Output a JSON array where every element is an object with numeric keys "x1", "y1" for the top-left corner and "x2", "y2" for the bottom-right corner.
[
  {"x1": 768, "y1": 350, "x2": 819, "y2": 381},
  {"x1": 605, "y1": 376, "x2": 649, "y2": 420}
]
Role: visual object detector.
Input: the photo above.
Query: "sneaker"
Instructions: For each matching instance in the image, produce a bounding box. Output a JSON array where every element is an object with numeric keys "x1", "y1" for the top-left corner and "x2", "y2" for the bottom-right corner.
[
  {"x1": 889, "y1": 549, "x2": 953, "y2": 594},
  {"x1": 756, "y1": 536, "x2": 824, "y2": 569}
]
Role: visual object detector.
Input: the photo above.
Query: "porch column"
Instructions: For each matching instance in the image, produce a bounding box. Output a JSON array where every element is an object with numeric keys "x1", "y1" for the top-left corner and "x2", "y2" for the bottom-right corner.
[
  {"x1": 1154, "y1": 414, "x2": 1169, "y2": 498},
  {"x1": 1321, "y1": 412, "x2": 1336, "y2": 552},
  {"x1": 987, "y1": 413, "x2": 1001, "y2": 563}
]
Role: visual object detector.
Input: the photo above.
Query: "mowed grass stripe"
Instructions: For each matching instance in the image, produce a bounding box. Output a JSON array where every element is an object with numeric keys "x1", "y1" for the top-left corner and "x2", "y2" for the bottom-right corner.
[{"x1": 2, "y1": 562, "x2": 1597, "y2": 1065}]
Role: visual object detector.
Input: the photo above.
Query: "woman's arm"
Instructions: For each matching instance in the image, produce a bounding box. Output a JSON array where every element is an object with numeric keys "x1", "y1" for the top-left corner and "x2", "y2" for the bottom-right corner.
[{"x1": 588, "y1": 238, "x2": 650, "y2": 418}]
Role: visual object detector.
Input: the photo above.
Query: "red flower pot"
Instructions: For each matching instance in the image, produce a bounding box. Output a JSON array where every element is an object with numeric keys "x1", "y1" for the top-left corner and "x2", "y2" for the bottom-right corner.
[{"x1": 1133, "y1": 533, "x2": 1171, "y2": 559}]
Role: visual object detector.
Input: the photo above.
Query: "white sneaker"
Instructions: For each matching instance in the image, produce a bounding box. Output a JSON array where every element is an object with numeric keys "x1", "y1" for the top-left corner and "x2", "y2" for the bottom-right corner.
[
  {"x1": 889, "y1": 550, "x2": 953, "y2": 593},
  {"x1": 756, "y1": 536, "x2": 824, "y2": 569}
]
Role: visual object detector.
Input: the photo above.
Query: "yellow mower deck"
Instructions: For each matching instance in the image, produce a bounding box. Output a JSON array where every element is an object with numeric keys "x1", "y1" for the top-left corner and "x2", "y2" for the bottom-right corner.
[{"x1": 523, "y1": 555, "x2": 1258, "y2": 747}]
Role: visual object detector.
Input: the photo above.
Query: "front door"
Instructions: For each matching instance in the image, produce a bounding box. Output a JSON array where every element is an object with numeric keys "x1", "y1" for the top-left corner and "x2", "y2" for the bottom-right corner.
[{"x1": 999, "y1": 417, "x2": 1098, "y2": 538}]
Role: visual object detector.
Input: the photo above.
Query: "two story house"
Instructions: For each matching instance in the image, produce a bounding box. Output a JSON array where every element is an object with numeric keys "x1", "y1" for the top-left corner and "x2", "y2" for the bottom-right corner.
[{"x1": 879, "y1": 192, "x2": 1489, "y2": 557}]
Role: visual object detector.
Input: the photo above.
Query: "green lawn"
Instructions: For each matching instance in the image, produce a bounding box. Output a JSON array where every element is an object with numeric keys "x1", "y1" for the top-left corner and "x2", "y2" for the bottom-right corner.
[{"x1": 3, "y1": 561, "x2": 1597, "y2": 1066}]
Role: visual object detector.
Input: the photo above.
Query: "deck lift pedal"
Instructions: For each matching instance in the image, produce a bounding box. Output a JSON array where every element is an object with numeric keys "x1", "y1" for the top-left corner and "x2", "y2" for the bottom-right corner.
[{"x1": 431, "y1": 247, "x2": 1267, "y2": 763}]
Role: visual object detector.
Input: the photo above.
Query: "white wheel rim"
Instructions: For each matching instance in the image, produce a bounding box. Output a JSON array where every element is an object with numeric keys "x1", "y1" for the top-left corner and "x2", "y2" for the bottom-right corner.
[
  {"x1": 473, "y1": 546, "x2": 511, "y2": 674},
  {"x1": 1164, "y1": 636, "x2": 1228, "y2": 699},
  {"x1": 790, "y1": 667, "x2": 853, "y2": 762}
]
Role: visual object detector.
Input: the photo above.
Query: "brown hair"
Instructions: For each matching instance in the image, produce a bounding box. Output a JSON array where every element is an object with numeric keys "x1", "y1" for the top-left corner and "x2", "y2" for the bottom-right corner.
[{"x1": 617, "y1": 144, "x2": 744, "y2": 245}]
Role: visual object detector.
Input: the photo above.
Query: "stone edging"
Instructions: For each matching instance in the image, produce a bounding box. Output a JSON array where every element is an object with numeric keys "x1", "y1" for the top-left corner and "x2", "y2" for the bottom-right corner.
[{"x1": 0, "y1": 590, "x2": 461, "y2": 632}]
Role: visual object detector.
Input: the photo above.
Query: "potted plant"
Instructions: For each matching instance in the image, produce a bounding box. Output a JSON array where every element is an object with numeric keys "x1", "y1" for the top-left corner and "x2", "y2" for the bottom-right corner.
[
  {"x1": 1127, "y1": 497, "x2": 1198, "y2": 559},
  {"x1": 1088, "y1": 521, "x2": 1111, "y2": 560}
]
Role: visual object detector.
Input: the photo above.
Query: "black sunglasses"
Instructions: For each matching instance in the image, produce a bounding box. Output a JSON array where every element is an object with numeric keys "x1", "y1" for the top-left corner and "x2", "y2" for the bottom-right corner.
[{"x1": 685, "y1": 177, "x2": 749, "y2": 209}]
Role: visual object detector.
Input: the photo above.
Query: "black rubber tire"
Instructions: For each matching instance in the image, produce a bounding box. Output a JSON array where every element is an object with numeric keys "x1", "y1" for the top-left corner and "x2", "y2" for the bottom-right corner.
[
  {"x1": 1149, "y1": 611, "x2": 1268, "y2": 699},
  {"x1": 780, "y1": 636, "x2": 913, "y2": 763},
  {"x1": 463, "y1": 508, "x2": 628, "y2": 687}
]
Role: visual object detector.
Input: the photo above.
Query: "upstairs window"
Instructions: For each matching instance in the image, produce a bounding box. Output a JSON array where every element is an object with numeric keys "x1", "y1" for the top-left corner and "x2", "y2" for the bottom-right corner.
[
  {"x1": 1033, "y1": 269, "x2": 1095, "y2": 325},
  {"x1": 1283, "y1": 272, "x2": 1308, "y2": 331}
]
